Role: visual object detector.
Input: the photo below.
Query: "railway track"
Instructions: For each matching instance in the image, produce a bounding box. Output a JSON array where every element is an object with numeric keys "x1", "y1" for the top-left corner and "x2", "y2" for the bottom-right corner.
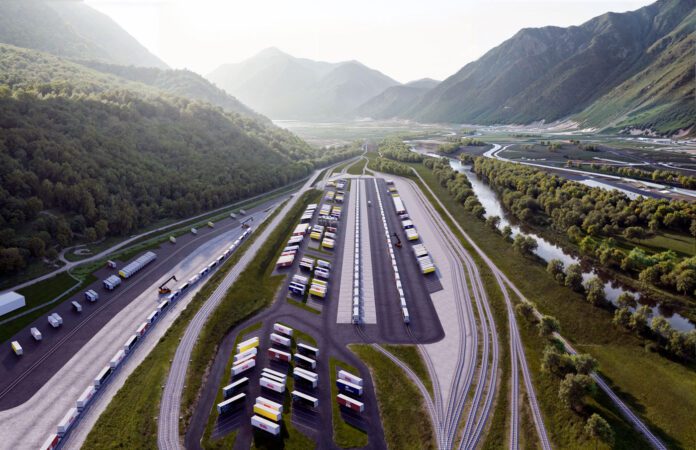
[{"x1": 405, "y1": 178, "x2": 499, "y2": 450}]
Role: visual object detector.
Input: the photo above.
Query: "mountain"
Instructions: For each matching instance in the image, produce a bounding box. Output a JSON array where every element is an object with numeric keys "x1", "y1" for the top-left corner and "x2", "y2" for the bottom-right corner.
[
  {"x1": 79, "y1": 61, "x2": 261, "y2": 118},
  {"x1": 0, "y1": 0, "x2": 167, "y2": 69},
  {"x1": 0, "y1": 44, "x2": 360, "y2": 276},
  {"x1": 355, "y1": 78, "x2": 440, "y2": 119},
  {"x1": 207, "y1": 48, "x2": 400, "y2": 120},
  {"x1": 406, "y1": 0, "x2": 694, "y2": 134}
]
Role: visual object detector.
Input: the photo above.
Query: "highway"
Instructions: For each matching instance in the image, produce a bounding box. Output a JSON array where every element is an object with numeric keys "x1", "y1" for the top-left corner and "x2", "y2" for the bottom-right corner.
[{"x1": 158, "y1": 166, "x2": 338, "y2": 450}]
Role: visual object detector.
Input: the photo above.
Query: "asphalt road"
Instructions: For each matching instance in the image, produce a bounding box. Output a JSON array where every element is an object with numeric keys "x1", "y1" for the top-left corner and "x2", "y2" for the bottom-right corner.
[{"x1": 0, "y1": 196, "x2": 283, "y2": 411}]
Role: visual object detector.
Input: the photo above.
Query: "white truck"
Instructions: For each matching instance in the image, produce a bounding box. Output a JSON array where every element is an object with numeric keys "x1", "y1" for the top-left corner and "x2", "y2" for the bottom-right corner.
[{"x1": 30, "y1": 327, "x2": 42, "y2": 341}]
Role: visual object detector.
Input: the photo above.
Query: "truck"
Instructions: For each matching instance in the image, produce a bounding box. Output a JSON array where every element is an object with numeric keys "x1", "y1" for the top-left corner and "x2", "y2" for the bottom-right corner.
[
  {"x1": 109, "y1": 349, "x2": 126, "y2": 369},
  {"x1": 270, "y1": 333, "x2": 291, "y2": 347},
  {"x1": 251, "y1": 415, "x2": 280, "y2": 436},
  {"x1": 103, "y1": 275, "x2": 121, "y2": 290},
  {"x1": 11, "y1": 341, "x2": 22, "y2": 356},
  {"x1": 337, "y1": 378, "x2": 364, "y2": 396},
  {"x1": 231, "y1": 358, "x2": 256, "y2": 376},
  {"x1": 56, "y1": 407, "x2": 78, "y2": 436},
  {"x1": 222, "y1": 377, "x2": 249, "y2": 398},
  {"x1": 169, "y1": 236, "x2": 176, "y2": 244},
  {"x1": 237, "y1": 337, "x2": 259, "y2": 353},
  {"x1": 207, "y1": 221, "x2": 214, "y2": 228},
  {"x1": 337, "y1": 393, "x2": 364, "y2": 413},
  {"x1": 217, "y1": 393, "x2": 245, "y2": 414},
  {"x1": 259, "y1": 377, "x2": 285, "y2": 393},
  {"x1": 297, "y1": 343, "x2": 319, "y2": 358},
  {"x1": 119, "y1": 252, "x2": 157, "y2": 279},
  {"x1": 76, "y1": 385, "x2": 96, "y2": 411},
  {"x1": 72, "y1": 301, "x2": 82, "y2": 313},
  {"x1": 85, "y1": 290, "x2": 99, "y2": 302},
  {"x1": 292, "y1": 390, "x2": 319, "y2": 408},
  {"x1": 338, "y1": 370, "x2": 363, "y2": 386},
  {"x1": 48, "y1": 313, "x2": 62, "y2": 328},
  {"x1": 268, "y1": 347, "x2": 291, "y2": 363},
  {"x1": 30, "y1": 327, "x2": 42, "y2": 341},
  {"x1": 253, "y1": 403, "x2": 282, "y2": 422}
]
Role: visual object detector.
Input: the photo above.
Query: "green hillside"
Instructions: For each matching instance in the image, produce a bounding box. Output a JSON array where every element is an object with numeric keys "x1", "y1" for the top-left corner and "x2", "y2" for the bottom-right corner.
[
  {"x1": 0, "y1": 44, "x2": 354, "y2": 276},
  {"x1": 79, "y1": 61, "x2": 262, "y2": 119},
  {"x1": 0, "y1": 0, "x2": 167, "y2": 69},
  {"x1": 407, "y1": 0, "x2": 694, "y2": 135}
]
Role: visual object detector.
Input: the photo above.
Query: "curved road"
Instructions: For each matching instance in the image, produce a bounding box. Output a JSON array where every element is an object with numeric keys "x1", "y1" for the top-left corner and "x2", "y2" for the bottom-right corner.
[{"x1": 157, "y1": 166, "x2": 339, "y2": 450}]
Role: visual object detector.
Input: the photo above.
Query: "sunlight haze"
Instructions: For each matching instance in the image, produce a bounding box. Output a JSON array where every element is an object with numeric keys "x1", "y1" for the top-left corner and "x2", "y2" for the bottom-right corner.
[{"x1": 86, "y1": 0, "x2": 654, "y2": 82}]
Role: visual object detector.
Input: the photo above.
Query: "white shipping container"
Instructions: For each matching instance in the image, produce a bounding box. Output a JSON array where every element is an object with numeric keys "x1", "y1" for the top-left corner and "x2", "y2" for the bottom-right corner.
[
  {"x1": 338, "y1": 369, "x2": 363, "y2": 386},
  {"x1": 255, "y1": 396, "x2": 284, "y2": 413},
  {"x1": 30, "y1": 327, "x2": 42, "y2": 341},
  {"x1": 76, "y1": 385, "x2": 96, "y2": 411},
  {"x1": 273, "y1": 323, "x2": 293, "y2": 336},
  {"x1": 234, "y1": 347, "x2": 257, "y2": 363},
  {"x1": 0, "y1": 291, "x2": 25, "y2": 317},
  {"x1": 259, "y1": 377, "x2": 285, "y2": 393},
  {"x1": 251, "y1": 415, "x2": 280, "y2": 435},
  {"x1": 231, "y1": 358, "x2": 256, "y2": 376},
  {"x1": 109, "y1": 349, "x2": 126, "y2": 369},
  {"x1": 269, "y1": 333, "x2": 291, "y2": 347},
  {"x1": 262, "y1": 367, "x2": 287, "y2": 382},
  {"x1": 56, "y1": 408, "x2": 78, "y2": 436}
]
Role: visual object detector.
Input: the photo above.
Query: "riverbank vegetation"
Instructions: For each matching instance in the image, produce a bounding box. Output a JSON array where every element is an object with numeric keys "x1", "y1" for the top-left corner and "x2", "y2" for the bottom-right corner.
[{"x1": 397, "y1": 152, "x2": 696, "y2": 448}]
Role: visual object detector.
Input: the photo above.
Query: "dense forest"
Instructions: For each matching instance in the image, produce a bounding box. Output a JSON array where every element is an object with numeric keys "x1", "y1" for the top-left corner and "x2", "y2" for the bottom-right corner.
[
  {"x1": 471, "y1": 158, "x2": 696, "y2": 297},
  {"x1": 0, "y1": 45, "x2": 358, "y2": 275}
]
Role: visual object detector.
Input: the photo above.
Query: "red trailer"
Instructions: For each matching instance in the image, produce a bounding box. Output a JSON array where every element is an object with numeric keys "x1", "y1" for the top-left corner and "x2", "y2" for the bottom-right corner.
[
  {"x1": 268, "y1": 347, "x2": 291, "y2": 362},
  {"x1": 337, "y1": 393, "x2": 364, "y2": 412}
]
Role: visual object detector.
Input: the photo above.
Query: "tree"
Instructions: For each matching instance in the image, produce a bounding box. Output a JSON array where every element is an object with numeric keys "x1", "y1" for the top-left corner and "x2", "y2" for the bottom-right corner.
[
  {"x1": 502, "y1": 226, "x2": 513, "y2": 241},
  {"x1": 675, "y1": 269, "x2": 696, "y2": 295},
  {"x1": 630, "y1": 305, "x2": 650, "y2": 334},
  {"x1": 516, "y1": 302, "x2": 536, "y2": 322},
  {"x1": 650, "y1": 316, "x2": 673, "y2": 342},
  {"x1": 558, "y1": 373, "x2": 594, "y2": 411},
  {"x1": 541, "y1": 345, "x2": 573, "y2": 376},
  {"x1": 547, "y1": 259, "x2": 566, "y2": 284},
  {"x1": 613, "y1": 307, "x2": 632, "y2": 329},
  {"x1": 565, "y1": 264, "x2": 584, "y2": 292},
  {"x1": 585, "y1": 277, "x2": 607, "y2": 306},
  {"x1": 584, "y1": 413, "x2": 614, "y2": 450},
  {"x1": 623, "y1": 226, "x2": 647, "y2": 240},
  {"x1": 486, "y1": 215, "x2": 501, "y2": 230},
  {"x1": 616, "y1": 292, "x2": 637, "y2": 308},
  {"x1": 0, "y1": 247, "x2": 26, "y2": 272},
  {"x1": 513, "y1": 234, "x2": 538, "y2": 256},
  {"x1": 572, "y1": 353, "x2": 598, "y2": 375},
  {"x1": 538, "y1": 315, "x2": 560, "y2": 338},
  {"x1": 27, "y1": 237, "x2": 46, "y2": 258}
]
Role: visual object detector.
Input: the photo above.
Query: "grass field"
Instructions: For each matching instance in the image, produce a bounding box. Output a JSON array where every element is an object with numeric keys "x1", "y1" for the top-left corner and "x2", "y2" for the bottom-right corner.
[
  {"x1": 382, "y1": 345, "x2": 434, "y2": 397},
  {"x1": 351, "y1": 345, "x2": 436, "y2": 450},
  {"x1": 410, "y1": 161, "x2": 696, "y2": 448},
  {"x1": 622, "y1": 231, "x2": 695, "y2": 257},
  {"x1": 329, "y1": 357, "x2": 369, "y2": 448},
  {"x1": 83, "y1": 197, "x2": 291, "y2": 449},
  {"x1": 180, "y1": 190, "x2": 323, "y2": 432},
  {"x1": 0, "y1": 273, "x2": 92, "y2": 343},
  {"x1": 346, "y1": 158, "x2": 367, "y2": 175}
]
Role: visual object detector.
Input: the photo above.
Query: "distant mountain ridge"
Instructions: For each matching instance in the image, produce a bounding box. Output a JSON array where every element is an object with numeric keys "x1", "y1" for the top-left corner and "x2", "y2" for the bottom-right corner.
[
  {"x1": 405, "y1": 0, "x2": 694, "y2": 134},
  {"x1": 355, "y1": 78, "x2": 440, "y2": 119},
  {"x1": 0, "y1": 0, "x2": 167, "y2": 69},
  {"x1": 207, "y1": 48, "x2": 400, "y2": 120}
]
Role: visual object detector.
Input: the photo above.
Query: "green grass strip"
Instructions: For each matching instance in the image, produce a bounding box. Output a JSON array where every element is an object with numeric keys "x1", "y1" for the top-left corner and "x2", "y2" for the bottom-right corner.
[
  {"x1": 329, "y1": 357, "x2": 369, "y2": 448},
  {"x1": 351, "y1": 345, "x2": 436, "y2": 450}
]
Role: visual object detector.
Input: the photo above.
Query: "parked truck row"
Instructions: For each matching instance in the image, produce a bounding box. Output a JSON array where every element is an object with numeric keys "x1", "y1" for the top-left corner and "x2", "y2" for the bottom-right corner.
[
  {"x1": 39, "y1": 229, "x2": 252, "y2": 450},
  {"x1": 377, "y1": 179, "x2": 411, "y2": 324},
  {"x1": 217, "y1": 323, "x2": 321, "y2": 438}
]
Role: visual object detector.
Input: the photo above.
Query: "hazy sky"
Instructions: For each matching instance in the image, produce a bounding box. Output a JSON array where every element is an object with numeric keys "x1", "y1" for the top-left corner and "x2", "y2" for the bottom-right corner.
[{"x1": 86, "y1": 0, "x2": 654, "y2": 83}]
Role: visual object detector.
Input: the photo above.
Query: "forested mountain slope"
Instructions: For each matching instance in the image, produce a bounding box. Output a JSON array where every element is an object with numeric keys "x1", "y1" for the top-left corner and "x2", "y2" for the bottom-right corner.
[
  {"x1": 406, "y1": 0, "x2": 694, "y2": 134},
  {"x1": 207, "y1": 47, "x2": 400, "y2": 120},
  {"x1": 0, "y1": 0, "x2": 167, "y2": 69},
  {"x1": 0, "y1": 45, "x2": 356, "y2": 275},
  {"x1": 79, "y1": 61, "x2": 262, "y2": 119}
]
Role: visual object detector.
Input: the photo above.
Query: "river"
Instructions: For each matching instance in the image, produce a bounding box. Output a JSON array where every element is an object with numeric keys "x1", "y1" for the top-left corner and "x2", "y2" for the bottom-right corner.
[{"x1": 440, "y1": 155, "x2": 694, "y2": 331}]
